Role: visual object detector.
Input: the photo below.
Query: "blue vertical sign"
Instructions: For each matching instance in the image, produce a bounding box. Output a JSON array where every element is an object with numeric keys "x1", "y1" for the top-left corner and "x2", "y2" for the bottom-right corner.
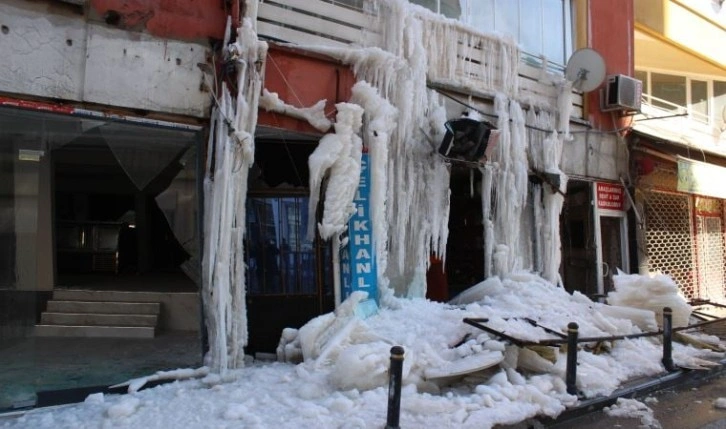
[{"x1": 340, "y1": 152, "x2": 378, "y2": 305}]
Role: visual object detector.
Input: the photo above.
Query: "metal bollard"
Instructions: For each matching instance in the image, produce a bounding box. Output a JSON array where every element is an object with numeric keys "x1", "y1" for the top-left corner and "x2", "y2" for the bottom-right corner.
[
  {"x1": 386, "y1": 346, "x2": 405, "y2": 429},
  {"x1": 662, "y1": 307, "x2": 675, "y2": 372},
  {"x1": 565, "y1": 322, "x2": 579, "y2": 395}
]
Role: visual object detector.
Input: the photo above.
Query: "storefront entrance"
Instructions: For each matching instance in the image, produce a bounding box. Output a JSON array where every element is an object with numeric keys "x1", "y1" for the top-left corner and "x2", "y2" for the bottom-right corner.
[
  {"x1": 0, "y1": 105, "x2": 203, "y2": 410},
  {"x1": 561, "y1": 180, "x2": 630, "y2": 298},
  {"x1": 244, "y1": 140, "x2": 334, "y2": 355}
]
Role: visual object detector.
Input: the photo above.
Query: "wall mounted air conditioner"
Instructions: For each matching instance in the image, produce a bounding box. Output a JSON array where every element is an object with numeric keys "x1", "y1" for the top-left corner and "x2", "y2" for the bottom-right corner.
[{"x1": 601, "y1": 74, "x2": 642, "y2": 113}]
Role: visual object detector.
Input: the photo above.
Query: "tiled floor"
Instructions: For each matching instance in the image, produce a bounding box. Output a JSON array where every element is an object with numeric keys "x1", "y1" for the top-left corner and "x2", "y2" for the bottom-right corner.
[{"x1": 0, "y1": 331, "x2": 203, "y2": 411}]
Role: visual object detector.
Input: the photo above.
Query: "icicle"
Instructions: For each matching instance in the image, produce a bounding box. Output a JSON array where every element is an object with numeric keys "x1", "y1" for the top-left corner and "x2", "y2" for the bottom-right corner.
[
  {"x1": 557, "y1": 79, "x2": 574, "y2": 141},
  {"x1": 480, "y1": 165, "x2": 493, "y2": 279},
  {"x1": 202, "y1": 13, "x2": 267, "y2": 372}
]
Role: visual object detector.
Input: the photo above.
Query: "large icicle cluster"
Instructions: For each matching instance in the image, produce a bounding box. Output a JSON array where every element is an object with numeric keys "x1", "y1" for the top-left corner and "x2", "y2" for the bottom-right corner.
[
  {"x1": 349, "y1": 81, "x2": 398, "y2": 297},
  {"x1": 480, "y1": 92, "x2": 569, "y2": 284},
  {"x1": 303, "y1": 0, "x2": 556, "y2": 297},
  {"x1": 412, "y1": 5, "x2": 519, "y2": 98},
  {"x1": 202, "y1": 16, "x2": 267, "y2": 371},
  {"x1": 307, "y1": 103, "x2": 364, "y2": 240},
  {"x1": 327, "y1": 0, "x2": 456, "y2": 298}
]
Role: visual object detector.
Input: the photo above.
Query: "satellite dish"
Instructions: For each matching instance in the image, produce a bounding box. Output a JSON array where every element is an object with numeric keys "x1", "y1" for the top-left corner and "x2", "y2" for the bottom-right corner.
[{"x1": 565, "y1": 48, "x2": 606, "y2": 92}]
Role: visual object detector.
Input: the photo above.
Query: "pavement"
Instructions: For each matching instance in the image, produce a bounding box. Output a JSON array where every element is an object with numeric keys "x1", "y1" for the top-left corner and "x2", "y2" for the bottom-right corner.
[{"x1": 540, "y1": 362, "x2": 726, "y2": 429}]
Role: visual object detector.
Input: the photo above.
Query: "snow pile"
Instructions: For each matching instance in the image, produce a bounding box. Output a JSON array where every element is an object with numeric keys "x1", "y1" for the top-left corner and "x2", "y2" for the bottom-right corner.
[
  {"x1": 281, "y1": 271, "x2": 722, "y2": 401},
  {"x1": 4, "y1": 273, "x2": 725, "y2": 429},
  {"x1": 106, "y1": 397, "x2": 141, "y2": 419},
  {"x1": 715, "y1": 397, "x2": 726, "y2": 409},
  {"x1": 607, "y1": 271, "x2": 693, "y2": 328},
  {"x1": 604, "y1": 398, "x2": 662, "y2": 429}
]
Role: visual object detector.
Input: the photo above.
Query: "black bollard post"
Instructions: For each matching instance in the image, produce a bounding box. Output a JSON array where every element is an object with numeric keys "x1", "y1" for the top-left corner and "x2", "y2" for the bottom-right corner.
[
  {"x1": 662, "y1": 307, "x2": 675, "y2": 372},
  {"x1": 566, "y1": 322, "x2": 579, "y2": 395},
  {"x1": 386, "y1": 346, "x2": 405, "y2": 429}
]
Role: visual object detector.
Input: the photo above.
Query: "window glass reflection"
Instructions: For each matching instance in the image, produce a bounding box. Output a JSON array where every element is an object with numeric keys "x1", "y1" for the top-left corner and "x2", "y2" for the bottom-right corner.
[
  {"x1": 246, "y1": 196, "x2": 316, "y2": 295},
  {"x1": 651, "y1": 73, "x2": 687, "y2": 111}
]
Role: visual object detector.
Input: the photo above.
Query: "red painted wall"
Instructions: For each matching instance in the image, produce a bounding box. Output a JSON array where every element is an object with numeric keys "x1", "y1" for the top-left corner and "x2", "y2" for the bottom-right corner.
[
  {"x1": 587, "y1": 0, "x2": 635, "y2": 130},
  {"x1": 89, "y1": 0, "x2": 227, "y2": 41},
  {"x1": 259, "y1": 45, "x2": 356, "y2": 136}
]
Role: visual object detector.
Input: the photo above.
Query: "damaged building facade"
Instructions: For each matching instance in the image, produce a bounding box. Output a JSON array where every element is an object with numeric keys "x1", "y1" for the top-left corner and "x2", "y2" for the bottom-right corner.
[{"x1": 0, "y1": 0, "x2": 639, "y2": 409}]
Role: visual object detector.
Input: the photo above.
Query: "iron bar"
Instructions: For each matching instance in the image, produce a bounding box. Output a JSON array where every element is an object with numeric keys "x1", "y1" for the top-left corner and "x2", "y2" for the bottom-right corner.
[
  {"x1": 385, "y1": 346, "x2": 405, "y2": 429},
  {"x1": 662, "y1": 307, "x2": 675, "y2": 372},
  {"x1": 566, "y1": 322, "x2": 579, "y2": 395}
]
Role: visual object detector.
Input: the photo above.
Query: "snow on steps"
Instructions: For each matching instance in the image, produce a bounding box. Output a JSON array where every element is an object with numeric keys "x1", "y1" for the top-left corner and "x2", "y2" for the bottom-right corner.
[{"x1": 35, "y1": 289, "x2": 161, "y2": 339}]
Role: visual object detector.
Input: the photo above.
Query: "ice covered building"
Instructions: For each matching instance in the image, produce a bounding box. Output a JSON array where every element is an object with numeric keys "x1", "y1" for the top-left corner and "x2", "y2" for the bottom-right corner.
[
  {"x1": 628, "y1": 0, "x2": 726, "y2": 306},
  {"x1": 210, "y1": 0, "x2": 638, "y2": 360},
  {"x1": 0, "y1": 0, "x2": 639, "y2": 409}
]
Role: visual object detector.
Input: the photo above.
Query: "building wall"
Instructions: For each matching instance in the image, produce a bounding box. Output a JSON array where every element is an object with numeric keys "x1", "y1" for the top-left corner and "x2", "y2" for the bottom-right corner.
[
  {"x1": 258, "y1": 46, "x2": 356, "y2": 135},
  {"x1": 88, "y1": 0, "x2": 227, "y2": 41},
  {"x1": 560, "y1": 0, "x2": 633, "y2": 182},
  {"x1": 0, "y1": 0, "x2": 217, "y2": 119},
  {"x1": 586, "y1": 0, "x2": 635, "y2": 131},
  {"x1": 635, "y1": 0, "x2": 726, "y2": 72}
]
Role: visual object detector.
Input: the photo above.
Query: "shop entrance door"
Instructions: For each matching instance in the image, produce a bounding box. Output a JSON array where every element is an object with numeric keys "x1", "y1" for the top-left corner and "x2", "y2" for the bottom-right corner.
[
  {"x1": 695, "y1": 197, "x2": 725, "y2": 301},
  {"x1": 244, "y1": 195, "x2": 333, "y2": 354},
  {"x1": 593, "y1": 182, "x2": 630, "y2": 296}
]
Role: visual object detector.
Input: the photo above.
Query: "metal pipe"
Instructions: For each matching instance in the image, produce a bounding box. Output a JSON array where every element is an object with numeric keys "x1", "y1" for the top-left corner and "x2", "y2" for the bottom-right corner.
[
  {"x1": 566, "y1": 322, "x2": 579, "y2": 395},
  {"x1": 662, "y1": 307, "x2": 675, "y2": 372},
  {"x1": 386, "y1": 346, "x2": 405, "y2": 429}
]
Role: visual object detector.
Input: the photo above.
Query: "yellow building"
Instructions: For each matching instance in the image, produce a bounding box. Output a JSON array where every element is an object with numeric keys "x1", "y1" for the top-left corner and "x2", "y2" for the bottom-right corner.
[{"x1": 631, "y1": 0, "x2": 726, "y2": 303}]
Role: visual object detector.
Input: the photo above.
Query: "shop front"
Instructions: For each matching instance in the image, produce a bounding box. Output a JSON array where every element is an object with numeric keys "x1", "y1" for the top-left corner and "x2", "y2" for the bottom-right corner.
[
  {"x1": 632, "y1": 135, "x2": 726, "y2": 303},
  {"x1": 0, "y1": 102, "x2": 203, "y2": 410}
]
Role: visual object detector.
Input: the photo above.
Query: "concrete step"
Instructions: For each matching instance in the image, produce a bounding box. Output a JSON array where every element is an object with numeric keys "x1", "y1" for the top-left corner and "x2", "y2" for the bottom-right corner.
[
  {"x1": 40, "y1": 312, "x2": 158, "y2": 327},
  {"x1": 53, "y1": 289, "x2": 182, "y2": 303},
  {"x1": 34, "y1": 324, "x2": 155, "y2": 339},
  {"x1": 46, "y1": 300, "x2": 160, "y2": 315}
]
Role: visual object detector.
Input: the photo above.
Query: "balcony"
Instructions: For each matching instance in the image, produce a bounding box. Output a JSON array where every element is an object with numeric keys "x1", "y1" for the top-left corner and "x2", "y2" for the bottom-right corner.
[
  {"x1": 633, "y1": 94, "x2": 726, "y2": 156},
  {"x1": 255, "y1": 0, "x2": 583, "y2": 118}
]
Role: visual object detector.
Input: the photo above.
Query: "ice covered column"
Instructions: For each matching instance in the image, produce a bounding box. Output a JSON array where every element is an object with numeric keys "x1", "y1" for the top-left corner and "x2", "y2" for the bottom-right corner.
[
  {"x1": 350, "y1": 82, "x2": 398, "y2": 300},
  {"x1": 202, "y1": 11, "x2": 267, "y2": 372}
]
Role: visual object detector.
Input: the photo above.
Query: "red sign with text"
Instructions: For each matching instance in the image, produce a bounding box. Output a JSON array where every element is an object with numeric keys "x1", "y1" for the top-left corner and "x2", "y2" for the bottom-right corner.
[{"x1": 596, "y1": 183, "x2": 624, "y2": 211}]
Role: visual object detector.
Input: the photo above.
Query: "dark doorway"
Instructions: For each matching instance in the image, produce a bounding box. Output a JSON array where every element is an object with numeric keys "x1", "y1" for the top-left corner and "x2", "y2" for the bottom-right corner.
[
  {"x1": 446, "y1": 166, "x2": 484, "y2": 299},
  {"x1": 53, "y1": 136, "x2": 193, "y2": 288},
  {"x1": 561, "y1": 180, "x2": 598, "y2": 297},
  {"x1": 245, "y1": 140, "x2": 334, "y2": 355}
]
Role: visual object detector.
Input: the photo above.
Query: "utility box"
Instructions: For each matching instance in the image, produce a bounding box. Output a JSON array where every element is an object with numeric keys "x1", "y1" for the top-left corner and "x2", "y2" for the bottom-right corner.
[{"x1": 601, "y1": 74, "x2": 642, "y2": 113}]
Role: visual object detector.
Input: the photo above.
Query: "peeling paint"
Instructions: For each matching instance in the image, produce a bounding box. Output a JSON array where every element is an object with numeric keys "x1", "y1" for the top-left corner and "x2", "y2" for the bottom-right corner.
[{"x1": 90, "y1": 0, "x2": 227, "y2": 41}]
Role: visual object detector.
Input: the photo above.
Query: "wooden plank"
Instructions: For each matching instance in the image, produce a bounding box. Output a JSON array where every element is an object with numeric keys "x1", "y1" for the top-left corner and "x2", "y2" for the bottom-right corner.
[
  {"x1": 268, "y1": 0, "x2": 373, "y2": 29},
  {"x1": 257, "y1": 21, "x2": 347, "y2": 48},
  {"x1": 259, "y1": 3, "x2": 365, "y2": 44}
]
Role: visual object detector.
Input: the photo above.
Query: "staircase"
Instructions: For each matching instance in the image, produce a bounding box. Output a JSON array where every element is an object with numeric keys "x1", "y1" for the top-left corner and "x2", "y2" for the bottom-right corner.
[{"x1": 35, "y1": 289, "x2": 161, "y2": 339}]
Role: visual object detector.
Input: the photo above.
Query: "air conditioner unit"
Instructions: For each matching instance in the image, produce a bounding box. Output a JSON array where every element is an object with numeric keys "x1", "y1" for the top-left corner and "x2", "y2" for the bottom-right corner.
[{"x1": 601, "y1": 74, "x2": 642, "y2": 113}]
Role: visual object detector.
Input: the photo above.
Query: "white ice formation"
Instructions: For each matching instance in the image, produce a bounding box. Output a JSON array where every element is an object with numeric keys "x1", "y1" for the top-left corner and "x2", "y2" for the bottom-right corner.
[{"x1": 202, "y1": 13, "x2": 267, "y2": 371}]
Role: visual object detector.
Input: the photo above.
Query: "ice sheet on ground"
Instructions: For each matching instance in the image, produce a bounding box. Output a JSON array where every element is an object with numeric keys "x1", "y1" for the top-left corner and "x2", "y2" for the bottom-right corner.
[{"x1": 604, "y1": 397, "x2": 662, "y2": 428}]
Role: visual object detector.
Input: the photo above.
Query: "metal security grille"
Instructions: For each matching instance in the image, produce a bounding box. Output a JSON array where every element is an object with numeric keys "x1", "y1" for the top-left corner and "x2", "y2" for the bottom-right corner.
[
  {"x1": 642, "y1": 190, "x2": 697, "y2": 299},
  {"x1": 696, "y1": 214, "x2": 726, "y2": 301}
]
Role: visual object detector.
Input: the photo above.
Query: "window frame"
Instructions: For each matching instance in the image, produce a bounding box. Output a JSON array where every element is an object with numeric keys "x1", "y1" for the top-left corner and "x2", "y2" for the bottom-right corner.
[
  {"x1": 636, "y1": 67, "x2": 726, "y2": 127},
  {"x1": 412, "y1": 0, "x2": 574, "y2": 69}
]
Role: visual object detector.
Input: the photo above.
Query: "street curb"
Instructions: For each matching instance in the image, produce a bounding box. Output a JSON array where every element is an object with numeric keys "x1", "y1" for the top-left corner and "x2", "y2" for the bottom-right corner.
[{"x1": 538, "y1": 358, "x2": 726, "y2": 427}]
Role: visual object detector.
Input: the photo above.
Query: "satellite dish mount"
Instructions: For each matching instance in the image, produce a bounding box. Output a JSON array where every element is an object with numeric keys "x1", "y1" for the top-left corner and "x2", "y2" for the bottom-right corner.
[{"x1": 565, "y1": 48, "x2": 606, "y2": 92}]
